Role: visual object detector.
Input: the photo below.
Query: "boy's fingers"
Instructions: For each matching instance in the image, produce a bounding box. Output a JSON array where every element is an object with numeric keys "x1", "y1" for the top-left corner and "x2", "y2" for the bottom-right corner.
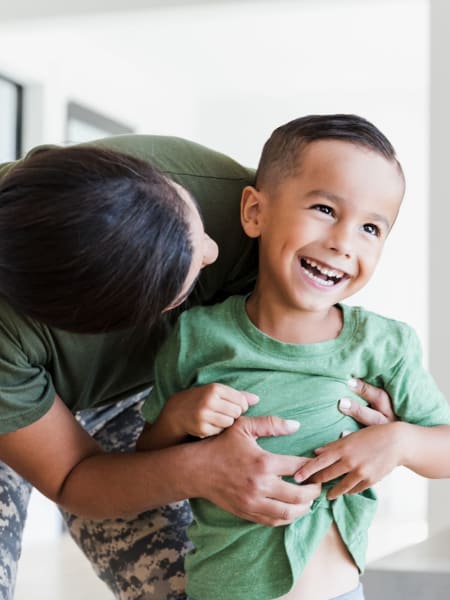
[
  {"x1": 213, "y1": 384, "x2": 259, "y2": 412},
  {"x1": 242, "y1": 391, "x2": 260, "y2": 406},
  {"x1": 327, "y1": 474, "x2": 367, "y2": 499},
  {"x1": 205, "y1": 411, "x2": 236, "y2": 430},
  {"x1": 339, "y1": 397, "x2": 390, "y2": 426},
  {"x1": 347, "y1": 378, "x2": 396, "y2": 421},
  {"x1": 294, "y1": 450, "x2": 339, "y2": 482}
]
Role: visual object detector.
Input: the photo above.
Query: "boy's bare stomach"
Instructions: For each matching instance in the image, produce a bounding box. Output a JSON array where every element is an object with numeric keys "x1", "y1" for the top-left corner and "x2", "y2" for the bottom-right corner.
[{"x1": 278, "y1": 522, "x2": 359, "y2": 600}]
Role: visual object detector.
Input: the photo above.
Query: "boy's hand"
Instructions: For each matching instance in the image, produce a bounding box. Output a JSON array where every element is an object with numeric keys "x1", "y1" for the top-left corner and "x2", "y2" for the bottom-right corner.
[
  {"x1": 294, "y1": 422, "x2": 403, "y2": 498},
  {"x1": 293, "y1": 379, "x2": 399, "y2": 497},
  {"x1": 338, "y1": 378, "x2": 397, "y2": 425},
  {"x1": 165, "y1": 383, "x2": 259, "y2": 439}
]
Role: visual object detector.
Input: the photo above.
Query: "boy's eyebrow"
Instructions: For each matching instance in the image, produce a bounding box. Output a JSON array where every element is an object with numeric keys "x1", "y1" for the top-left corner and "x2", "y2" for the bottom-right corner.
[{"x1": 306, "y1": 190, "x2": 392, "y2": 230}]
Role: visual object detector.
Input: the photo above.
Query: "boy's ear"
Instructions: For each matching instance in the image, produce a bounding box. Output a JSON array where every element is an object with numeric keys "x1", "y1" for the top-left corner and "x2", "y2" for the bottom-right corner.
[{"x1": 241, "y1": 185, "x2": 264, "y2": 238}]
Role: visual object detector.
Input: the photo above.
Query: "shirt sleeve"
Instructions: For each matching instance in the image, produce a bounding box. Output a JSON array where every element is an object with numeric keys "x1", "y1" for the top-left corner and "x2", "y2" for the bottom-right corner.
[
  {"x1": 0, "y1": 317, "x2": 56, "y2": 433},
  {"x1": 386, "y1": 326, "x2": 450, "y2": 426},
  {"x1": 141, "y1": 321, "x2": 185, "y2": 424}
]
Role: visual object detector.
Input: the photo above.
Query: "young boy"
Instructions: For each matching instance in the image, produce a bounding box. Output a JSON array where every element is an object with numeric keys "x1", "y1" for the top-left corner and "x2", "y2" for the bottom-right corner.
[{"x1": 138, "y1": 115, "x2": 450, "y2": 600}]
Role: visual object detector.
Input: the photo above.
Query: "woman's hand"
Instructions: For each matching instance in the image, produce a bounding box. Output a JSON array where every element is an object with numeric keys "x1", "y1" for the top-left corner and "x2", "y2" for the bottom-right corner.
[
  {"x1": 337, "y1": 377, "x2": 397, "y2": 426},
  {"x1": 196, "y1": 415, "x2": 321, "y2": 526}
]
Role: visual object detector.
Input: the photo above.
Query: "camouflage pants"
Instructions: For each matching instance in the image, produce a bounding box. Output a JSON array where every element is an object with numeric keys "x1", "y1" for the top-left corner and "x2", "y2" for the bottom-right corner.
[{"x1": 0, "y1": 394, "x2": 192, "y2": 600}]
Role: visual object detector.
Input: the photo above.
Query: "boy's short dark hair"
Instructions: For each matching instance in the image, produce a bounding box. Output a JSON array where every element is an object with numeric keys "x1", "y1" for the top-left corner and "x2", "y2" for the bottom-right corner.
[
  {"x1": 256, "y1": 114, "x2": 403, "y2": 192},
  {"x1": 0, "y1": 146, "x2": 193, "y2": 333}
]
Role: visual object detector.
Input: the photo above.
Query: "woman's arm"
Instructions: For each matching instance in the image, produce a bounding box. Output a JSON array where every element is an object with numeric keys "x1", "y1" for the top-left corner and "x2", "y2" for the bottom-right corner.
[{"x1": 0, "y1": 395, "x2": 320, "y2": 524}]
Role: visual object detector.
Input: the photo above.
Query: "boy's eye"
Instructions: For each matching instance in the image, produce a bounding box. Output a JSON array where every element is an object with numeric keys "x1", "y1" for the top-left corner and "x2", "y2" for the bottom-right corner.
[
  {"x1": 362, "y1": 223, "x2": 380, "y2": 237},
  {"x1": 311, "y1": 204, "x2": 334, "y2": 216}
]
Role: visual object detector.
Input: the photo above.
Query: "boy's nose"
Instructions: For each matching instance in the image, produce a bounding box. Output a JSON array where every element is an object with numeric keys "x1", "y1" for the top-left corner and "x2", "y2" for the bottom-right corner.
[{"x1": 327, "y1": 226, "x2": 353, "y2": 258}]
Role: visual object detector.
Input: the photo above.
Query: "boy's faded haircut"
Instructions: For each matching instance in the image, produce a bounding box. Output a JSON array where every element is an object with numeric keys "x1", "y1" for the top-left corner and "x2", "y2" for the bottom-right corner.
[{"x1": 255, "y1": 114, "x2": 404, "y2": 192}]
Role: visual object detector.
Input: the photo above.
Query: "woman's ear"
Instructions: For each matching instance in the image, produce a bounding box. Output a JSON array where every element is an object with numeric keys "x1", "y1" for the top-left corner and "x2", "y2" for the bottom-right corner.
[{"x1": 241, "y1": 186, "x2": 264, "y2": 238}]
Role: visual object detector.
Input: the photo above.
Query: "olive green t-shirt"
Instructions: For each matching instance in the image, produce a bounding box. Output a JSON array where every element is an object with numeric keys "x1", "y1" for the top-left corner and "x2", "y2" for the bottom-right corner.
[
  {"x1": 143, "y1": 296, "x2": 450, "y2": 600},
  {"x1": 0, "y1": 135, "x2": 257, "y2": 433}
]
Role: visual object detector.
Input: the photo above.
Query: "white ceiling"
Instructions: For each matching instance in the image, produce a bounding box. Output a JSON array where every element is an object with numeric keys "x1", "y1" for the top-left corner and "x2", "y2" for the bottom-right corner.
[{"x1": 0, "y1": 0, "x2": 255, "y2": 21}]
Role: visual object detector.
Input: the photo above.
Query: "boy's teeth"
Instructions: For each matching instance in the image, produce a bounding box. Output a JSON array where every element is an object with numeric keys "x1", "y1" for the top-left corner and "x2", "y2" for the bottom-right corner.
[
  {"x1": 304, "y1": 269, "x2": 335, "y2": 286},
  {"x1": 303, "y1": 258, "x2": 343, "y2": 280}
]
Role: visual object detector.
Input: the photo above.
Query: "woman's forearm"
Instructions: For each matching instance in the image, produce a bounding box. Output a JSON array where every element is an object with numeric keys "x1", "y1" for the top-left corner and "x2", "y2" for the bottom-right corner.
[
  {"x1": 1, "y1": 395, "x2": 319, "y2": 524},
  {"x1": 57, "y1": 442, "x2": 201, "y2": 518},
  {"x1": 60, "y1": 416, "x2": 321, "y2": 525}
]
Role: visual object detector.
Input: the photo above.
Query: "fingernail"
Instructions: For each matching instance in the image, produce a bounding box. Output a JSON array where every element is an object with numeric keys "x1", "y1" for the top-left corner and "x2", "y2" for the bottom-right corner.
[
  {"x1": 339, "y1": 397, "x2": 351, "y2": 411},
  {"x1": 285, "y1": 419, "x2": 300, "y2": 431},
  {"x1": 248, "y1": 393, "x2": 260, "y2": 404},
  {"x1": 347, "y1": 378, "x2": 359, "y2": 389}
]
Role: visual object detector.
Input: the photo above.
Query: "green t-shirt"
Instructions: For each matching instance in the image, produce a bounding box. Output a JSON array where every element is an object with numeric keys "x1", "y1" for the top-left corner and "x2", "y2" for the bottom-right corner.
[
  {"x1": 0, "y1": 135, "x2": 257, "y2": 433},
  {"x1": 143, "y1": 296, "x2": 450, "y2": 600}
]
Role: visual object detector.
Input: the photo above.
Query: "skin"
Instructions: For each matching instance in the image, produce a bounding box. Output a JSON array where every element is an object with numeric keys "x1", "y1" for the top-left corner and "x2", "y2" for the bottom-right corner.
[
  {"x1": 0, "y1": 176, "x2": 322, "y2": 524},
  {"x1": 242, "y1": 141, "x2": 450, "y2": 494},
  {"x1": 241, "y1": 140, "x2": 404, "y2": 344},
  {"x1": 0, "y1": 153, "x2": 426, "y2": 530},
  {"x1": 142, "y1": 140, "x2": 450, "y2": 515},
  {"x1": 137, "y1": 140, "x2": 414, "y2": 600},
  {"x1": 163, "y1": 182, "x2": 219, "y2": 311},
  {"x1": 144, "y1": 140, "x2": 405, "y2": 448}
]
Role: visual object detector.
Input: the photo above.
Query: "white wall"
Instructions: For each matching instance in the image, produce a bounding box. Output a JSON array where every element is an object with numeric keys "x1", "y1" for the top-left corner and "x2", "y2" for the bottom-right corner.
[
  {"x1": 429, "y1": 0, "x2": 450, "y2": 535},
  {"x1": 0, "y1": 0, "x2": 431, "y2": 556}
]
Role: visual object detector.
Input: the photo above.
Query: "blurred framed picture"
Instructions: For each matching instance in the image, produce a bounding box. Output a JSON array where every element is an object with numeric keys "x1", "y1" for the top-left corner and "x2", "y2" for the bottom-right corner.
[
  {"x1": 0, "y1": 74, "x2": 23, "y2": 161},
  {"x1": 66, "y1": 101, "x2": 133, "y2": 144}
]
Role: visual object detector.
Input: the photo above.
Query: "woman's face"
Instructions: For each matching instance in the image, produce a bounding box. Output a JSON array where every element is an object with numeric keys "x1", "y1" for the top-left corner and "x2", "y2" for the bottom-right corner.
[{"x1": 164, "y1": 182, "x2": 219, "y2": 311}]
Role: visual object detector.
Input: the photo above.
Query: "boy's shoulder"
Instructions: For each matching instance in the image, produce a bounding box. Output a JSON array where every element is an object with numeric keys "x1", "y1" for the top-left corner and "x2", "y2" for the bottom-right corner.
[{"x1": 343, "y1": 303, "x2": 416, "y2": 344}]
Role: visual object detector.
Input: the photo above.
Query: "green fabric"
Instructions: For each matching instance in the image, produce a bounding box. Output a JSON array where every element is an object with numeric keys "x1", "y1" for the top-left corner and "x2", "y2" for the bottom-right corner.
[
  {"x1": 143, "y1": 296, "x2": 450, "y2": 600},
  {"x1": 0, "y1": 135, "x2": 257, "y2": 434}
]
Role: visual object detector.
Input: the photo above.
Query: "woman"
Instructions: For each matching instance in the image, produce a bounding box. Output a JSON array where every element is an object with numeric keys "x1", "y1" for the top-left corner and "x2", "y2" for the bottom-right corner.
[{"x1": 0, "y1": 134, "x2": 393, "y2": 600}]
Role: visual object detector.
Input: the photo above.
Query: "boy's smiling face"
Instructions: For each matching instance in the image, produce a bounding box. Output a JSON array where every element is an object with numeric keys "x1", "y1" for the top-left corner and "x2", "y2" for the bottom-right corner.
[{"x1": 241, "y1": 139, "x2": 405, "y2": 317}]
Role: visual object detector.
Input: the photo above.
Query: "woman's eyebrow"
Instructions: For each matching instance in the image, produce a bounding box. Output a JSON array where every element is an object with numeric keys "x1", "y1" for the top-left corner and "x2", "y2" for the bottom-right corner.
[
  {"x1": 174, "y1": 274, "x2": 201, "y2": 308},
  {"x1": 187, "y1": 191, "x2": 204, "y2": 223}
]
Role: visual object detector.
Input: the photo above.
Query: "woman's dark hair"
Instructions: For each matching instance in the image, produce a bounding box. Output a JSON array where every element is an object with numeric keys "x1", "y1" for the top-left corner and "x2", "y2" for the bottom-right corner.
[
  {"x1": 0, "y1": 146, "x2": 193, "y2": 333},
  {"x1": 256, "y1": 113, "x2": 404, "y2": 192}
]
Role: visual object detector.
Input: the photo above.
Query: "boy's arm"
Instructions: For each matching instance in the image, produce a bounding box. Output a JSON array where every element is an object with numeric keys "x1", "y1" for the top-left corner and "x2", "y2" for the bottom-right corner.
[
  {"x1": 399, "y1": 423, "x2": 450, "y2": 477},
  {"x1": 296, "y1": 326, "x2": 450, "y2": 496},
  {"x1": 137, "y1": 384, "x2": 259, "y2": 451},
  {"x1": 295, "y1": 422, "x2": 450, "y2": 499}
]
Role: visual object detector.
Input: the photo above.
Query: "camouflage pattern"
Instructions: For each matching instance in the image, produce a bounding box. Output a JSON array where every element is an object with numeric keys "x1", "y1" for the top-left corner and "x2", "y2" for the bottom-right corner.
[
  {"x1": 64, "y1": 394, "x2": 192, "y2": 600},
  {"x1": 0, "y1": 395, "x2": 364, "y2": 600},
  {"x1": 0, "y1": 393, "x2": 192, "y2": 600},
  {"x1": 0, "y1": 462, "x2": 32, "y2": 600}
]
